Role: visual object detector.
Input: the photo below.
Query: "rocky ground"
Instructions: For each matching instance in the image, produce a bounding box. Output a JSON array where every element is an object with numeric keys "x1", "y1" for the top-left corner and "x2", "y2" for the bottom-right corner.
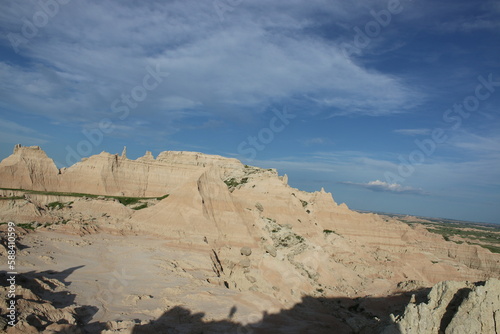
[{"x1": 1, "y1": 226, "x2": 499, "y2": 333}]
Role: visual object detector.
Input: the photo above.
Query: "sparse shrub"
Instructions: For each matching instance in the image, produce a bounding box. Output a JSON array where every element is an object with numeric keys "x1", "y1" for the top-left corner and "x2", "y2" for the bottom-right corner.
[
  {"x1": 224, "y1": 177, "x2": 249, "y2": 189},
  {"x1": 224, "y1": 178, "x2": 238, "y2": 188},
  {"x1": 117, "y1": 197, "x2": 141, "y2": 206},
  {"x1": 278, "y1": 233, "x2": 304, "y2": 247},
  {"x1": 300, "y1": 200, "x2": 308, "y2": 208},
  {"x1": 47, "y1": 201, "x2": 65, "y2": 210}
]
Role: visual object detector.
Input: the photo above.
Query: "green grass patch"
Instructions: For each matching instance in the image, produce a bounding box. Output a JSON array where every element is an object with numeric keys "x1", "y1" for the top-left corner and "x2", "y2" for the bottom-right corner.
[
  {"x1": 0, "y1": 196, "x2": 24, "y2": 200},
  {"x1": 468, "y1": 243, "x2": 500, "y2": 254},
  {"x1": 421, "y1": 223, "x2": 500, "y2": 254},
  {"x1": 47, "y1": 201, "x2": 65, "y2": 210},
  {"x1": 132, "y1": 203, "x2": 148, "y2": 210},
  {"x1": 427, "y1": 225, "x2": 500, "y2": 244},
  {"x1": 17, "y1": 223, "x2": 35, "y2": 230},
  {"x1": 0, "y1": 188, "x2": 169, "y2": 207},
  {"x1": 116, "y1": 197, "x2": 141, "y2": 206}
]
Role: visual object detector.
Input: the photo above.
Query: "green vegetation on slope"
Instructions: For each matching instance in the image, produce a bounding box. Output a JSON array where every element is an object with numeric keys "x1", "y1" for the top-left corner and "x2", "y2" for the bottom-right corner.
[
  {"x1": 0, "y1": 188, "x2": 169, "y2": 208},
  {"x1": 224, "y1": 177, "x2": 248, "y2": 188}
]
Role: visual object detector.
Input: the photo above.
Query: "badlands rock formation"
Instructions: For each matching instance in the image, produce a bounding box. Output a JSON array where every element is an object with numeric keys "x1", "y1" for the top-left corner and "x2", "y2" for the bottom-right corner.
[
  {"x1": 1, "y1": 144, "x2": 499, "y2": 333},
  {"x1": 1, "y1": 144, "x2": 242, "y2": 197},
  {"x1": 382, "y1": 278, "x2": 500, "y2": 334}
]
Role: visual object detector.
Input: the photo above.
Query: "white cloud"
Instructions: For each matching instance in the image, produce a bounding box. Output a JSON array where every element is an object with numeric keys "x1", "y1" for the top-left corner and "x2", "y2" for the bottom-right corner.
[
  {"x1": 342, "y1": 180, "x2": 427, "y2": 195},
  {"x1": 158, "y1": 96, "x2": 202, "y2": 111},
  {"x1": 251, "y1": 158, "x2": 338, "y2": 173}
]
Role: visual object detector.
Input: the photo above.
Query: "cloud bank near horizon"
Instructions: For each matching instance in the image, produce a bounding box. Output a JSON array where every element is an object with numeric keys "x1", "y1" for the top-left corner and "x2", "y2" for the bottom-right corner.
[{"x1": 341, "y1": 180, "x2": 427, "y2": 195}]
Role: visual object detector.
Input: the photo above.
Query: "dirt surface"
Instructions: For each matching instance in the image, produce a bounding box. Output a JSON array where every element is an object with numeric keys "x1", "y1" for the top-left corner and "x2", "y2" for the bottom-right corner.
[{"x1": 13, "y1": 229, "x2": 275, "y2": 328}]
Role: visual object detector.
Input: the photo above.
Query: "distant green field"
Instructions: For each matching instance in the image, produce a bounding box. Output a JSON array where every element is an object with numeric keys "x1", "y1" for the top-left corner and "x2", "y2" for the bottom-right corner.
[
  {"x1": 354, "y1": 210, "x2": 500, "y2": 254},
  {"x1": 399, "y1": 217, "x2": 500, "y2": 254}
]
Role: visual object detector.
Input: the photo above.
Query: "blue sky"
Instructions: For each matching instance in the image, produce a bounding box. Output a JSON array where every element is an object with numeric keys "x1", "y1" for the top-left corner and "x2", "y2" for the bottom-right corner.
[{"x1": 0, "y1": 0, "x2": 499, "y2": 223}]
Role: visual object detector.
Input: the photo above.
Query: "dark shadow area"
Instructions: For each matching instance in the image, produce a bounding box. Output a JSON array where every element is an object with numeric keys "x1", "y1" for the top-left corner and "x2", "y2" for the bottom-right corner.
[
  {"x1": 0, "y1": 267, "x2": 106, "y2": 333},
  {"x1": 439, "y1": 287, "x2": 472, "y2": 334},
  {"x1": 12, "y1": 266, "x2": 84, "y2": 308},
  {"x1": 1, "y1": 265, "x2": 432, "y2": 333},
  {"x1": 130, "y1": 288, "x2": 432, "y2": 334},
  {"x1": 0, "y1": 229, "x2": 30, "y2": 251}
]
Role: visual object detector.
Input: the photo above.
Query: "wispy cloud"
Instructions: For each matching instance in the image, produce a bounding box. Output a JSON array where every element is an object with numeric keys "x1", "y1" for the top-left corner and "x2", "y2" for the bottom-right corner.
[
  {"x1": 448, "y1": 131, "x2": 500, "y2": 156},
  {"x1": 301, "y1": 137, "x2": 334, "y2": 146},
  {"x1": 342, "y1": 180, "x2": 427, "y2": 195},
  {"x1": 393, "y1": 128, "x2": 431, "y2": 136},
  {"x1": 437, "y1": 16, "x2": 500, "y2": 33},
  {"x1": 0, "y1": 118, "x2": 51, "y2": 144},
  {"x1": 0, "y1": 0, "x2": 423, "y2": 133}
]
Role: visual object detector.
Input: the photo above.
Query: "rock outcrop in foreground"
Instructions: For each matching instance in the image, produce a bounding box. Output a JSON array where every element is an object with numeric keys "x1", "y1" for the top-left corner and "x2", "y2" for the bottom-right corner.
[
  {"x1": 1, "y1": 145, "x2": 499, "y2": 333},
  {"x1": 383, "y1": 278, "x2": 500, "y2": 334}
]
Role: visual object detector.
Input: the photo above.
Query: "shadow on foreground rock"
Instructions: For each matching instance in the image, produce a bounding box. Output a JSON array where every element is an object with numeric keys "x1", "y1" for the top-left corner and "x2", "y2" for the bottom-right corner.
[
  {"x1": 0, "y1": 266, "x2": 426, "y2": 334},
  {"x1": 130, "y1": 279, "x2": 500, "y2": 334},
  {"x1": 2, "y1": 269, "x2": 498, "y2": 333},
  {"x1": 130, "y1": 292, "x2": 431, "y2": 334},
  {"x1": 0, "y1": 267, "x2": 105, "y2": 333}
]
